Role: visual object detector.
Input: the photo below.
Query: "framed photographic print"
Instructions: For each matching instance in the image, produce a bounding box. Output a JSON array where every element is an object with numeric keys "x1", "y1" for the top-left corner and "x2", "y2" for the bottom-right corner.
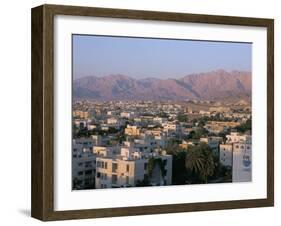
[{"x1": 31, "y1": 4, "x2": 274, "y2": 221}]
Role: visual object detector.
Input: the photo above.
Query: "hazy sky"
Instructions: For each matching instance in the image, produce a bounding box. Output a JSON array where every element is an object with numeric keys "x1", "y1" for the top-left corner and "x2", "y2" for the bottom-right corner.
[{"x1": 73, "y1": 34, "x2": 252, "y2": 79}]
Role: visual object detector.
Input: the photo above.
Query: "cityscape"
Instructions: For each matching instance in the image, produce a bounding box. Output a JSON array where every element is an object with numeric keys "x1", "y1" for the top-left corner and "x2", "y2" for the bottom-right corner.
[{"x1": 72, "y1": 35, "x2": 252, "y2": 190}]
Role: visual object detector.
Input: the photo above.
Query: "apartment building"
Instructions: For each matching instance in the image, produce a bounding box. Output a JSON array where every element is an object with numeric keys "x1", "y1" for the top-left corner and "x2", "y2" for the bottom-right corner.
[
  {"x1": 95, "y1": 147, "x2": 172, "y2": 189},
  {"x1": 124, "y1": 125, "x2": 140, "y2": 136},
  {"x1": 219, "y1": 132, "x2": 252, "y2": 182},
  {"x1": 162, "y1": 122, "x2": 181, "y2": 136},
  {"x1": 73, "y1": 110, "x2": 89, "y2": 119},
  {"x1": 72, "y1": 140, "x2": 96, "y2": 189}
]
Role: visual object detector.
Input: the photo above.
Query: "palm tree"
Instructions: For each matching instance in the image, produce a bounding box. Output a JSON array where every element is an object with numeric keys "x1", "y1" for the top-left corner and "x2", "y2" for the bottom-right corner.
[
  {"x1": 185, "y1": 143, "x2": 215, "y2": 183},
  {"x1": 185, "y1": 147, "x2": 204, "y2": 175},
  {"x1": 200, "y1": 147, "x2": 215, "y2": 183}
]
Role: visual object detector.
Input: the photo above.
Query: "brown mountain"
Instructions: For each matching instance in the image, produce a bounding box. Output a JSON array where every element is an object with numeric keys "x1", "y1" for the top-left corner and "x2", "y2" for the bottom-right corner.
[{"x1": 73, "y1": 70, "x2": 251, "y2": 101}]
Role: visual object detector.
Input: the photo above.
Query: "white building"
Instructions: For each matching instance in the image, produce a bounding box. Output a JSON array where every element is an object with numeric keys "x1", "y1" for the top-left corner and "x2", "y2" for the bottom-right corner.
[
  {"x1": 162, "y1": 122, "x2": 181, "y2": 136},
  {"x1": 200, "y1": 136, "x2": 223, "y2": 155},
  {"x1": 72, "y1": 140, "x2": 96, "y2": 189},
  {"x1": 107, "y1": 117, "x2": 118, "y2": 125},
  {"x1": 219, "y1": 133, "x2": 252, "y2": 182},
  {"x1": 95, "y1": 147, "x2": 172, "y2": 189},
  {"x1": 226, "y1": 132, "x2": 251, "y2": 144},
  {"x1": 153, "y1": 117, "x2": 167, "y2": 125},
  {"x1": 219, "y1": 144, "x2": 233, "y2": 167},
  {"x1": 232, "y1": 141, "x2": 252, "y2": 182},
  {"x1": 91, "y1": 135, "x2": 102, "y2": 146},
  {"x1": 120, "y1": 112, "x2": 132, "y2": 118}
]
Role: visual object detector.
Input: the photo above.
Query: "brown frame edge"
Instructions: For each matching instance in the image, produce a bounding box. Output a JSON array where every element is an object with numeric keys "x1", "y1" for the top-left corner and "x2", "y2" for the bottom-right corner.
[{"x1": 31, "y1": 4, "x2": 274, "y2": 221}]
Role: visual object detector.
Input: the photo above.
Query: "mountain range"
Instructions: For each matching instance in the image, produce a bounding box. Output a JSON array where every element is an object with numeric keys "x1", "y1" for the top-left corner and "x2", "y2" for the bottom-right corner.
[{"x1": 73, "y1": 69, "x2": 251, "y2": 102}]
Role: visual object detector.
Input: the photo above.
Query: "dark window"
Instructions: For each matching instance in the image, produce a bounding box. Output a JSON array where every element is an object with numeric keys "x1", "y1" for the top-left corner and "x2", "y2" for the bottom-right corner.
[
  {"x1": 144, "y1": 163, "x2": 148, "y2": 170},
  {"x1": 112, "y1": 163, "x2": 118, "y2": 173},
  {"x1": 85, "y1": 170, "x2": 92, "y2": 175}
]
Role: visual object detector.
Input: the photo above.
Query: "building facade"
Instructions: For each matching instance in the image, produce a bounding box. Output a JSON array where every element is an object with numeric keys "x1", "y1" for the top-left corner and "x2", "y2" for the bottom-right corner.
[{"x1": 219, "y1": 132, "x2": 252, "y2": 182}]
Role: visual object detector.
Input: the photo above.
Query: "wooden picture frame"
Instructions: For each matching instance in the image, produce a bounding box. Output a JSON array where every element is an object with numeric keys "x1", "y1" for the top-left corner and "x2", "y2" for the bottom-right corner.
[{"x1": 31, "y1": 4, "x2": 274, "y2": 221}]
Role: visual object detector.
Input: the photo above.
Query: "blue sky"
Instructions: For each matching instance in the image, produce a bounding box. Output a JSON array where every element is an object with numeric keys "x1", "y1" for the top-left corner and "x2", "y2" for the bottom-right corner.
[{"x1": 73, "y1": 34, "x2": 252, "y2": 79}]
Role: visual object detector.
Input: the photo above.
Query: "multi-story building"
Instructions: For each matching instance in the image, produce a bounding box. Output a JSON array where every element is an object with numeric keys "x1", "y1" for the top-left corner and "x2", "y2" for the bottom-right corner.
[
  {"x1": 91, "y1": 135, "x2": 102, "y2": 146},
  {"x1": 120, "y1": 112, "x2": 132, "y2": 118},
  {"x1": 124, "y1": 125, "x2": 140, "y2": 136},
  {"x1": 95, "y1": 147, "x2": 172, "y2": 189},
  {"x1": 73, "y1": 110, "x2": 89, "y2": 119},
  {"x1": 72, "y1": 140, "x2": 96, "y2": 189},
  {"x1": 107, "y1": 117, "x2": 118, "y2": 125},
  {"x1": 232, "y1": 141, "x2": 252, "y2": 182},
  {"x1": 219, "y1": 132, "x2": 252, "y2": 182},
  {"x1": 226, "y1": 132, "x2": 251, "y2": 144},
  {"x1": 219, "y1": 144, "x2": 233, "y2": 167},
  {"x1": 162, "y1": 122, "x2": 181, "y2": 136}
]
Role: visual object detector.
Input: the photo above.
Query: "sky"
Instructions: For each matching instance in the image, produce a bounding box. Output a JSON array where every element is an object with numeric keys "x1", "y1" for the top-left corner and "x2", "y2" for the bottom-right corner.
[{"x1": 73, "y1": 34, "x2": 252, "y2": 79}]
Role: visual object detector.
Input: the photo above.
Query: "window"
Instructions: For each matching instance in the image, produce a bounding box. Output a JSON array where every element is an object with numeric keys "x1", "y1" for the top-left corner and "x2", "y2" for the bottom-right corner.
[
  {"x1": 85, "y1": 170, "x2": 92, "y2": 175},
  {"x1": 126, "y1": 164, "x2": 130, "y2": 173},
  {"x1": 144, "y1": 163, "x2": 148, "y2": 170},
  {"x1": 112, "y1": 163, "x2": 118, "y2": 173},
  {"x1": 105, "y1": 162, "x2": 108, "y2": 169},
  {"x1": 97, "y1": 172, "x2": 101, "y2": 178},
  {"x1": 163, "y1": 159, "x2": 167, "y2": 166},
  {"x1": 78, "y1": 171, "x2": 83, "y2": 176},
  {"x1": 101, "y1": 161, "x2": 104, "y2": 168},
  {"x1": 78, "y1": 162, "x2": 83, "y2": 166}
]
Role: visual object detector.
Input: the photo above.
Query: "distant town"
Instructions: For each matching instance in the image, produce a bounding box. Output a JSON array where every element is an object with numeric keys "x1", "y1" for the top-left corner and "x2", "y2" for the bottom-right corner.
[{"x1": 72, "y1": 99, "x2": 252, "y2": 190}]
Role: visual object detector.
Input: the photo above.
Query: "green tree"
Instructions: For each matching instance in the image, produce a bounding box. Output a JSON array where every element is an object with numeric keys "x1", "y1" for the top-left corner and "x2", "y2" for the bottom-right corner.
[
  {"x1": 177, "y1": 114, "x2": 188, "y2": 122},
  {"x1": 185, "y1": 143, "x2": 215, "y2": 183},
  {"x1": 235, "y1": 119, "x2": 252, "y2": 133}
]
